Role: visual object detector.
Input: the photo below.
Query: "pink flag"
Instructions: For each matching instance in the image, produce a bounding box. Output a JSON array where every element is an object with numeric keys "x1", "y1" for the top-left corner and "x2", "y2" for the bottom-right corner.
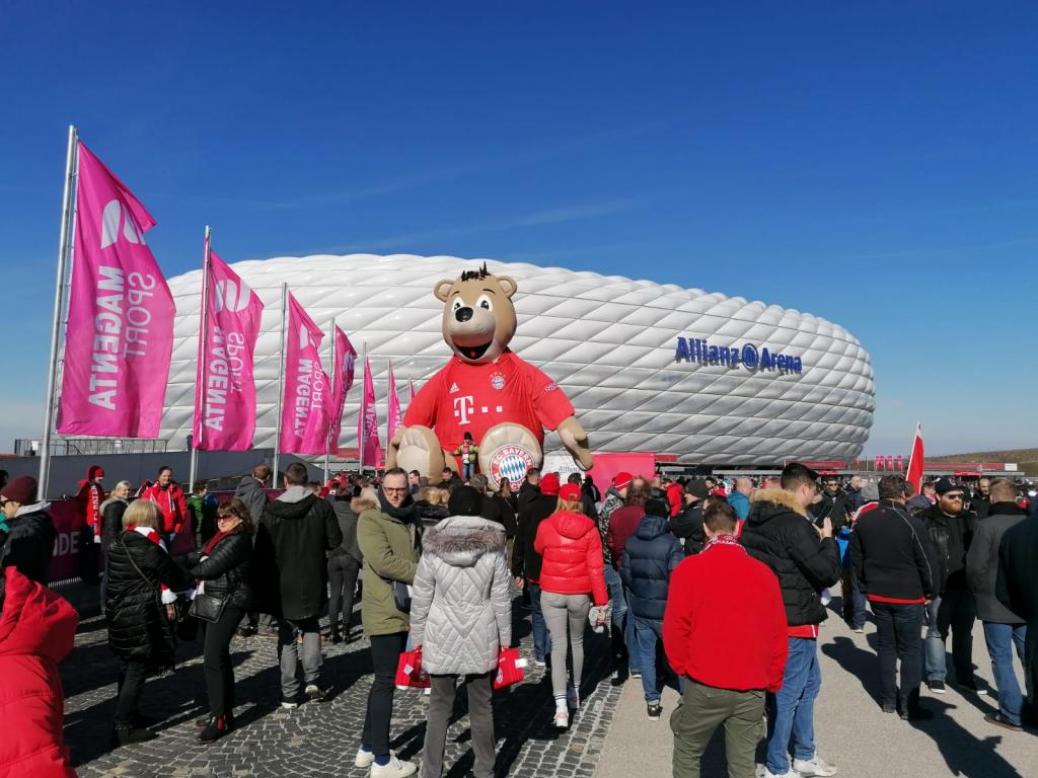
[
  {"x1": 57, "y1": 141, "x2": 175, "y2": 437},
  {"x1": 192, "y1": 248, "x2": 264, "y2": 451},
  {"x1": 328, "y1": 326, "x2": 357, "y2": 453},
  {"x1": 357, "y1": 357, "x2": 382, "y2": 466},
  {"x1": 387, "y1": 364, "x2": 402, "y2": 444},
  {"x1": 280, "y1": 293, "x2": 331, "y2": 454},
  {"x1": 906, "y1": 423, "x2": 925, "y2": 494},
  {"x1": 409, "y1": 380, "x2": 416, "y2": 403}
]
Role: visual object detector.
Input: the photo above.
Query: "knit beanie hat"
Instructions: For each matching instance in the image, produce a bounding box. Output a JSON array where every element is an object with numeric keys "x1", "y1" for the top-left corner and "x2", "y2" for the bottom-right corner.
[{"x1": 1, "y1": 476, "x2": 38, "y2": 505}]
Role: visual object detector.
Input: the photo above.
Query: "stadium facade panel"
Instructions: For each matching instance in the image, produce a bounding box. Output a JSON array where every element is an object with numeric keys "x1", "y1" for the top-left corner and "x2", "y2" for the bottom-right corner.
[{"x1": 162, "y1": 254, "x2": 875, "y2": 464}]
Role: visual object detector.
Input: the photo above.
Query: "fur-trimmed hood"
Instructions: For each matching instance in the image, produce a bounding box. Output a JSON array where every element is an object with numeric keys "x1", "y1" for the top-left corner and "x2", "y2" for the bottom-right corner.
[
  {"x1": 421, "y1": 515, "x2": 505, "y2": 567},
  {"x1": 749, "y1": 487, "x2": 808, "y2": 521}
]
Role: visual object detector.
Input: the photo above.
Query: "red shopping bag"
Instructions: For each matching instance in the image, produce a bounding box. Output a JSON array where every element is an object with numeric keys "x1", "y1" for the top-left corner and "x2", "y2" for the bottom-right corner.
[
  {"x1": 395, "y1": 647, "x2": 430, "y2": 690},
  {"x1": 493, "y1": 646, "x2": 527, "y2": 691}
]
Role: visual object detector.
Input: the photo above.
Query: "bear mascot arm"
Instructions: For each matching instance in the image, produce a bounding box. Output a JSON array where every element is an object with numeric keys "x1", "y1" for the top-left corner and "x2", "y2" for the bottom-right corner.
[{"x1": 386, "y1": 264, "x2": 592, "y2": 485}]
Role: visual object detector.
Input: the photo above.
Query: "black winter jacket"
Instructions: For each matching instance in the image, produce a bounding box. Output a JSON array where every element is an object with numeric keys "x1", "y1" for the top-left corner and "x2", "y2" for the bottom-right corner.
[
  {"x1": 849, "y1": 501, "x2": 936, "y2": 602},
  {"x1": 329, "y1": 496, "x2": 365, "y2": 562},
  {"x1": 620, "y1": 515, "x2": 683, "y2": 621},
  {"x1": 920, "y1": 504, "x2": 977, "y2": 594},
  {"x1": 671, "y1": 502, "x2": 705, "y2": 555},
  {"x1": 484, "y1": 494, "x2": 518, "y2": 539},
  {"x1": 256, "y1": 491, "x2": 342, "y2": 620},
  {"x1": 512, "y1": 493, "x2": 555, "y2": 581},
  {"x1": 184, "y1": 529, "x2": 253, "y2": 611},
  {"x1": 741, "y1": 489, "x2": 842, "y2": 627},
  {"x1": 105, "y1": 531, "x2": 188, "y2": 667},
  {"x1": 2, "y1": 507, "x2": 56, "y2": 584},
  {"x1": 100, "y1": 499, "x2": 128, "y2": 555},
  {"x1": 812, "y1": 490, "x2": 852, "y2": 533},
  {"x1": 966, "y1": 503, "x2": 1027, "y2": 623}
]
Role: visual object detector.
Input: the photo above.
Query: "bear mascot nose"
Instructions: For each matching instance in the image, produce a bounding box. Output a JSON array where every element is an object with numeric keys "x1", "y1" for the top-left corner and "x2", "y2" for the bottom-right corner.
[{"x1": 455, "y1": 306, "x2": 474, "y2": 323}]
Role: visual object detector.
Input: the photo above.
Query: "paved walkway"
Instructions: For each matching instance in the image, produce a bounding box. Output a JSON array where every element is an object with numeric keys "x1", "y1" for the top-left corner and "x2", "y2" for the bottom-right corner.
[
  {"x1": 595, "y1": 595, "x2": 1033, "y2": 778},
  {"x1": 62, "y1": 589, "x2": 1033, "y2": 777}
]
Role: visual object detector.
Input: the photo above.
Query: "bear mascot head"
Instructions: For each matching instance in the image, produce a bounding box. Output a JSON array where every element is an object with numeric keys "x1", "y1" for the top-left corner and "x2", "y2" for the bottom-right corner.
[{"x1": 387, "y1": 263, "x2": 592, "y2": 486}]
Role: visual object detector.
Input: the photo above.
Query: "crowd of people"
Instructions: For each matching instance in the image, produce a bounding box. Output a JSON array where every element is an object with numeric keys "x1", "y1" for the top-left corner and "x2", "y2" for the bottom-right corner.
[{"x1": 0, "y1": 460, "x2": 1035, "y2": 777}]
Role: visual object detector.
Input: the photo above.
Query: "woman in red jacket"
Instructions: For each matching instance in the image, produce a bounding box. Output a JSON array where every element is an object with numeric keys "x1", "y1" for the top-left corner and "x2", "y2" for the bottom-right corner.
[
  {"x1": 0, "y1": 564, "x2": 79, "y2": 778},
  {"x1": 534, "y1": 483, "x2": 609, "y2": 729}
]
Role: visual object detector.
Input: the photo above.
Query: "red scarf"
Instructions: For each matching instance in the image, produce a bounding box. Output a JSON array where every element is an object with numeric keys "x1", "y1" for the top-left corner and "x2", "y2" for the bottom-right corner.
[
  {"x1": 202, "y1": 529, "x2": 234, "y2": 556},
  {"x1": 703, "y1": 533, "x2": 744, "y2": 553}
]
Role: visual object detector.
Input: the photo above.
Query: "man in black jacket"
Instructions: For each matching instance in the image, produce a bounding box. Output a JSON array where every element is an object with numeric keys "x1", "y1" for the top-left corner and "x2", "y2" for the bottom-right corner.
[
  {"x1": 813, "y1": 476, "x2": 852, "y2": 533},
  {"x1": 996, "y1": 505, "x2": 1038, "y2": 728},
  {"x1": 258, "y1": 463, "x2": 342, "y2": 707},
  {"x1": 920, "y1": 477, "x2": 978, "y2": 693},
  {"x1": 671, "y1": 479, "x2": 710, "y2": 555},
  {"x1": 511, "y1": 472, "x2": 558, "y2": 666},
  {"x1": 0, "y1": 476, "x2": 55, "y2": 585},
  {"x1": 741, "y1": 463, "x2": 841, "y2": 778},
  {"x1": 850, "y1": 475, "x2": 937, "y2": 720},
  {"x1": 967, "y1": 479, "x2": 1029, "y2": 729},
  {"x1": 235, "y1": 465, "x2": 271, "y2": 637}
]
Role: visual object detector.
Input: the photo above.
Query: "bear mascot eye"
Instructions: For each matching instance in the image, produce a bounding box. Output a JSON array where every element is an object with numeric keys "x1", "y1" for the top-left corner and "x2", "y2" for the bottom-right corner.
[
  {"x1": 476, "y1": 294, "x2": 493, "y2": 312},
  {"x1": 451, "y1": 296, "x2": 465, "y2": 312}
]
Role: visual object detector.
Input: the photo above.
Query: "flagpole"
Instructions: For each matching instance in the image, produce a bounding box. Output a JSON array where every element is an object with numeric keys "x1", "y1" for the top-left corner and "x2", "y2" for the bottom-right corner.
[
  {"x1": 358, "y1": 341, "x2": 367, "y2": 474},
  {"x1": 188, "y1": 226, "x2": 213, "y2": 494},
  {"x1": 272, "y1": 283, "x2": 288, "y2": 489},
  {"x1": 39, "y1": 125, "x2": 78, "y2": 499},
  {"x1": 324, "y1": 316, "x2": 335, "y2": 482}
]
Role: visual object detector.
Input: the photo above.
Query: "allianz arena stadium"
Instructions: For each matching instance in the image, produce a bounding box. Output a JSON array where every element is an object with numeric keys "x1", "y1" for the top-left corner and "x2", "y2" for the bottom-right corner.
[{"x1": 161, "y1": 254, "x2": 875, "y2": 464}]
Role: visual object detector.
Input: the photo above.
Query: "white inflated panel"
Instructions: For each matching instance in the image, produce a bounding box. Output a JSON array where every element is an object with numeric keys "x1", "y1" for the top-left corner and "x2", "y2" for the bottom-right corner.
[{"x1": 162, "y1": 254, "x2": 874, "y2": 463}]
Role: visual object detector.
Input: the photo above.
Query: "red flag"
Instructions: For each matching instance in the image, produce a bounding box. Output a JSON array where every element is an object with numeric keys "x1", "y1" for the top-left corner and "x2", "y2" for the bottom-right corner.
[
  {"x1": 387, "y1": 364, "x2": 402, "y2": 444},
  {"x1": 906, "y1": 424, "x2": 925, "y2": 494},
  {"x1": 409, "y1": 380, "x2": 416, "y2": 404},
  {"x1": 328, "y1": 326, "x2": 357, "y2": 453},
  {"x1": 875, "y1": 455, "x2": 884, "y2": 471},
  {"x1": 58, "y1": 141, "x2": 175, "y2": 437},
  {"x1": 357, "y1": 357, "x2": 382, "y2": 466}
]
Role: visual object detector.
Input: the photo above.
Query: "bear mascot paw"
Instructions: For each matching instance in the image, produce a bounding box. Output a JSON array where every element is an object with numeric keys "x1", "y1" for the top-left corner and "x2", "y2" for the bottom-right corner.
[{"x1": 386, "y1": 263, "x2": 592, "y2": 486}]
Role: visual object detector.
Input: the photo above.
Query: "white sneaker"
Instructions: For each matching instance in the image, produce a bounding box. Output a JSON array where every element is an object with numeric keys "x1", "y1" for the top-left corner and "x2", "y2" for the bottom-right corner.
[
  {"x1": 762, "y1": 770, "x2": 797, "y2": 778},
  {"x1": 554, "y1": 707, "x2": 569, "y2": 729},
  {"x1": 370, "y1": 755, "x2": 417, "y2": 777},
  {"x1": 355, "y1": 747, "x2": 396, "y2": 769},
  {"x1": 566, "y1": 686, "x2": 580, "y2": 710},
  {"x1": 793, "y1": 755, "x2": 838, "y2": 777}
]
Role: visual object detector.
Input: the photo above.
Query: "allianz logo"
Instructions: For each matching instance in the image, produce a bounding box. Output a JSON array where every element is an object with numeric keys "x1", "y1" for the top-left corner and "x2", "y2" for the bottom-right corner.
[{"x1": 674, "y1": 337, "x2": 803, "y2": 374}]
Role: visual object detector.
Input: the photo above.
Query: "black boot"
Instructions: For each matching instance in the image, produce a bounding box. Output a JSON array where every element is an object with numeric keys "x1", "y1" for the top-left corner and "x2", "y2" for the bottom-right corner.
[
  {"x1": 113, "y1": 723, "x2": 158, "y2": 747},
  {"x1": 199, "y1": 714, "x2": 232, "y2": 742},
  {"x1": 330, "y1": 623, "x2": 343, "y2": 644}
]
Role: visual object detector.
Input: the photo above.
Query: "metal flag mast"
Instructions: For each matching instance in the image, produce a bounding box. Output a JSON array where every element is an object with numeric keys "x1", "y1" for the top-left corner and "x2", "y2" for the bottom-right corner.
[
  {"x1": 39, "y1": 125, "x2": 79, "y2": 499},
  {"x1": 358, "y1": 341, "x2": 367, "y2": 474},
  {"x1": 272, "y1": 283, "x2": 288, "y2": 489},
  {"x1": 188, "y1": 225, "x2": 213, "y2": 494},
  {"x1": 324, "y1": 316, "x2": 336, "y2": 482}
]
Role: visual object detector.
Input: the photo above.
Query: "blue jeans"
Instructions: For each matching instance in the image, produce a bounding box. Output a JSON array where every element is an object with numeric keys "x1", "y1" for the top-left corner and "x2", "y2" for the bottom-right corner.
[
  {"x1": 528, "y1": 584, "x2": 552, "y2": 662},
  {"x1": 603, "y1": 564, "x2": 627, "y2": 630},
  {"x1": 624, "y1": 586, "x2": 641, "y2": 674},
  {"x1": 983, "y1": 622, "x2": 1027, "y2": 725},
  {"x1": 924, "y1": 590, "x2": 976, "y2": 682},
  {"x1": 632, "y1": 617, "x2": 663, "y2": 703},
  {"x1": 766, "y1": 638, "x2": 820, "y2": 774}
]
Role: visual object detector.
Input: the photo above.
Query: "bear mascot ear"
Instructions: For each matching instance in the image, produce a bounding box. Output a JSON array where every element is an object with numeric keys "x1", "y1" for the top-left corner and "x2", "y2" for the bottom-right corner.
[
  {"x1": 433, "y1": 279, "x2": 455, "y2": 303},
  {"x1": 496, "y1": 275, "x2": 518, "y2": 299}
]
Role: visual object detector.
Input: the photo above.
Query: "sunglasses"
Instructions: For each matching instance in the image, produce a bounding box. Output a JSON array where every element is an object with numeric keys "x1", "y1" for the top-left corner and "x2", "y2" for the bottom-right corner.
[{"x1": 943, "y1": 493, "x2": 965, "y2": 501}]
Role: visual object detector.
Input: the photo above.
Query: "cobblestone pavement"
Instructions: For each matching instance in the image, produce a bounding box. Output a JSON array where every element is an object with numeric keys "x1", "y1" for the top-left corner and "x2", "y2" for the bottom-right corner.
[{"x1": 63, "y1": 605, "x2": 622, "y2": 778}]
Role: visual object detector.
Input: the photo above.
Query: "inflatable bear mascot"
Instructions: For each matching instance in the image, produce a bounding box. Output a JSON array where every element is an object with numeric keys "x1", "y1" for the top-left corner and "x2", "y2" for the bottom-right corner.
[{"x1": 387, "y1": 264, "x2": 593, "y2": 486}]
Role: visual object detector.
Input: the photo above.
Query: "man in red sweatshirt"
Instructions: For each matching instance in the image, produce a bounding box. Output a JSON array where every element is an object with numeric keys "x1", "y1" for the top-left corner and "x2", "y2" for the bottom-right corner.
[
  {"x1": 663, "y1": 501, "x2": 787, "y2": 778},
  {"x1": 140, "y1": 465, "x2": 189, "y2": 544}
]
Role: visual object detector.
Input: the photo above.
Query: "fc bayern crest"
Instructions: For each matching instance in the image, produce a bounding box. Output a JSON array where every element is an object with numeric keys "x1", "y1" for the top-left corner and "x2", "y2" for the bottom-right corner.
[
  {"x1": 489, "y1": 444, "x2": 535, "y2": 489},
  {"x1": 490, "y1": 372, "x2": 507, "y2": 390}
]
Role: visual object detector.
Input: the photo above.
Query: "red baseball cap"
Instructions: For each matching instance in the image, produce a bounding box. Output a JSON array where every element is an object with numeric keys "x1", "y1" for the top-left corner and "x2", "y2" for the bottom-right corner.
[
  {"x1": 613, "y1": 471, "x2": 634, "y2": 490},
  {"x1": 540, "y1": 473, "x2": 561, "y2": 496},
  {"x1": 559, "y1": 483, "x2": 582, "y2": 503}
]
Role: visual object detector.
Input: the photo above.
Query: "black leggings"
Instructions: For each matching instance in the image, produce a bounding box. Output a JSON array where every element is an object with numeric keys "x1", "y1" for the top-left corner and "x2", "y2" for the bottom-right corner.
[
  {"x1": 203, "y1": 606, "x2": 246, "y2": 717},
  {"x1": 327, "y1": 555, "x2": 361, "y2": 630},
  {"x1": 362, "y1": 632, "x2": 408, "y2": 756},
  {"x1": 115, "y1": 659, "x2": 148, "y2": 726}
]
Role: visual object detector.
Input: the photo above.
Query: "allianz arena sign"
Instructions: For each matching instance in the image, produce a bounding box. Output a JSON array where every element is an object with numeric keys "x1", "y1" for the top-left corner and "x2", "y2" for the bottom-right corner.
[{"x1": 162, "y1": 254, "x2": 873, "y2": 464}]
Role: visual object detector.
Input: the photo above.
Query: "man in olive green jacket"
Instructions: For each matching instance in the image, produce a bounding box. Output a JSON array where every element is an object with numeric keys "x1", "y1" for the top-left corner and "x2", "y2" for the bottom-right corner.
[{"x1": 354, "y1": 468, "x2": 420, "y2": 778}]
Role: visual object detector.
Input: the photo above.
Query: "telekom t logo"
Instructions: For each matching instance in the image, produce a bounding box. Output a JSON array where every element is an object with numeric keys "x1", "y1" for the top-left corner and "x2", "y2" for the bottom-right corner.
[
  {"x1": 100, "y1": 199, "x2": 144, "y2": 249},
  {"x1": 453, "y1": 395, "x2": 474, "y2": 425},
  {"x1": 214, "y1": 278, "x2": 253, "y2": 313}
]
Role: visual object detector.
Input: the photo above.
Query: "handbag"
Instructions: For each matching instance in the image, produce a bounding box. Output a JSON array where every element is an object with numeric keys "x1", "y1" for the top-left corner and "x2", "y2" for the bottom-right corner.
[
  {"x1": 395, "y1": 647, "x2": 430, "y2": 689},
  {"x1": 393, "y1": 581, "x2": 412, "y2": 613},
  {"x1": 493, "y1": 646, "x2": 527, "y2": 691},
  {"x1": 189, "y1": 591, "x2": 228, "y2": 623}
]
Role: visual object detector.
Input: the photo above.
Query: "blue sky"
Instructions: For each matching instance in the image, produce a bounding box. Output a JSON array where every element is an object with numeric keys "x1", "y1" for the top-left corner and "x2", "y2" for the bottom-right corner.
[{"x1": 2, "y1": 2, "x2": 1036, "y2": 457}]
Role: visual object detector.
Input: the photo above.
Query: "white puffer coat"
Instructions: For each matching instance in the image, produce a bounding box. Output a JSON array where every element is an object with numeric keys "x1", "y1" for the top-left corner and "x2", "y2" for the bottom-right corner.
[{"x1": 409, "y1": 515, "x2": 512, "y2": 675}]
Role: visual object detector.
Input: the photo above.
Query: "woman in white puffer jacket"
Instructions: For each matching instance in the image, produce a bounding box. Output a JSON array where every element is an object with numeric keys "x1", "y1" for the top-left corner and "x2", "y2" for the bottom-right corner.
[{"x1": 409, "y1": 485, "x2": 512, "y2": 778}]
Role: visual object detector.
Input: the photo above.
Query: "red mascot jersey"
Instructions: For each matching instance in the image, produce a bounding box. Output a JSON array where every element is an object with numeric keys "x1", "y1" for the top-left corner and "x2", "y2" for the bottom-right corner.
[{"x1": 404, "y1": 351, "x2": 575, "y2": 454}]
